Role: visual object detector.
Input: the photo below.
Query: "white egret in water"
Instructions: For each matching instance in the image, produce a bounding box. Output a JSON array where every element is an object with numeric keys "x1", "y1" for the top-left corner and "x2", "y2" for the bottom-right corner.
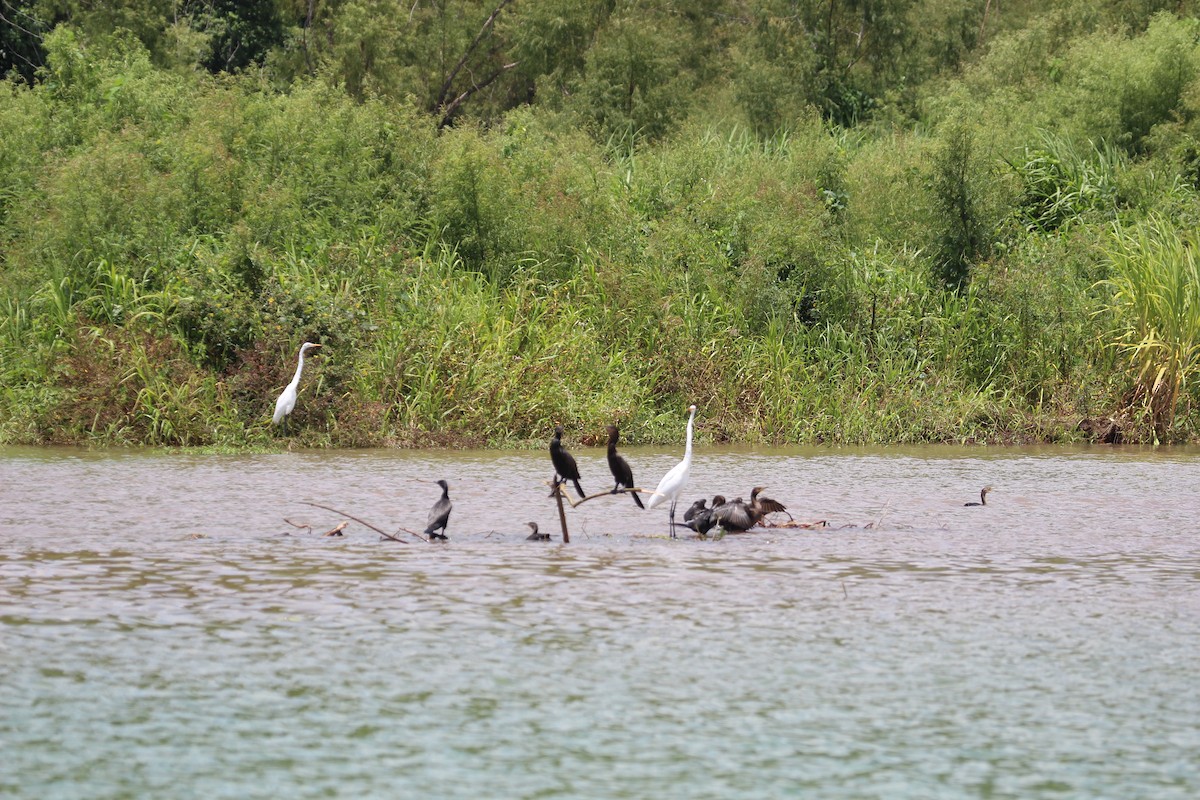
[
  {"x1": 272, "y1": 342, "x2": 322, "y2": 434},
  {"x1": 647, "y1": 404, "x2": 697, "y2": 538}
]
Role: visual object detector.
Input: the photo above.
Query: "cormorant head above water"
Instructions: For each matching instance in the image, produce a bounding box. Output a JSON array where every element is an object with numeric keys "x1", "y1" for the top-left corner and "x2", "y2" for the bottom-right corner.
[
  {"x1": 965, "y1": 486, "x2": 993, "y2": 507},
  {"x1": 525, "y1": 521, "x2": 551, "y2": 541}
]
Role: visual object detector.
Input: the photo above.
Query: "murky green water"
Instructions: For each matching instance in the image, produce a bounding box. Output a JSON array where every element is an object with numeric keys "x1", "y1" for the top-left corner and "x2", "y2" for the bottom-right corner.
[{"x1": 3, "y1": 444, "x2": 1199, "y2": 798}]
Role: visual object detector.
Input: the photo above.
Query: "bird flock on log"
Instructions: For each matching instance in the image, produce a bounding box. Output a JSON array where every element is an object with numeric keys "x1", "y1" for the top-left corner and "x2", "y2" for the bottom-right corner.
[{"x1": 274, "y1": 342, "x2": 994, "y2": 542}]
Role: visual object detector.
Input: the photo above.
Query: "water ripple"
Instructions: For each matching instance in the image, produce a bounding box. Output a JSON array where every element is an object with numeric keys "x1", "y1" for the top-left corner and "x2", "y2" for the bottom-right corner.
[{"x1": 3, "y1": 446, "x2": 1200, "y2": 798}]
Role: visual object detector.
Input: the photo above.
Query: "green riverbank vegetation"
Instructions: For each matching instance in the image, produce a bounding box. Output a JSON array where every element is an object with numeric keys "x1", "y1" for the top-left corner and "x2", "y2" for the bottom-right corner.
[{"x1": 2, "y1": 0, "x2": 1200, "y2": 448}]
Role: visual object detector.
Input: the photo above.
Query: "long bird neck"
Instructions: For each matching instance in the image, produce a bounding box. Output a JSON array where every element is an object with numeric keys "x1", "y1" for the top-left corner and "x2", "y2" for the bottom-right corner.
[
  {"x1": 289, "y1": 350, "x2": 307, "y2": 390},
  {"x1": 683, "y1": 411, "x2": 694, "y2": 463}
]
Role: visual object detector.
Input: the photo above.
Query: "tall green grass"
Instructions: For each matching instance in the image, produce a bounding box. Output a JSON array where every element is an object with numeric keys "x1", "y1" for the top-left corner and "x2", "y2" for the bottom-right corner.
[
  {"x1": 2, "y1": 13, "x2": 1199, "y2": 447},
  {"x1": 1099, "y1": 217, "x2": 1200, "y2": 441}
]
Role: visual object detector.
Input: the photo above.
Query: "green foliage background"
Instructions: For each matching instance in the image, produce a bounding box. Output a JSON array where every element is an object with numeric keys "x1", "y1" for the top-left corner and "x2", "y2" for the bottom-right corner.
[{"x1": 1, "y1": 0, "x2": 1199, "y2": 447}]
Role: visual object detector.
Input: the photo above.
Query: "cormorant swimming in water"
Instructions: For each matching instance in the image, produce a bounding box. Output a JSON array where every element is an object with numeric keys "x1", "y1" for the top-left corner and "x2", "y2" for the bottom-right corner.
[
  {"x1": 964, "y1": 486, "x2": 992, "y2": 507},
  {"x1": 525, "y1": 521, "x2": 551, "y2": 541}
]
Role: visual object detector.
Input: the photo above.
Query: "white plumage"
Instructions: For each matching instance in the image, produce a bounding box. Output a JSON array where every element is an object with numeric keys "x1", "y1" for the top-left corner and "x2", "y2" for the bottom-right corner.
[
  {"x1": 272, "y1": 342, "x2": 321, "y2": 429},
  {"x1": 647, "y1": 404, "x2": 697, "y2": 537}
]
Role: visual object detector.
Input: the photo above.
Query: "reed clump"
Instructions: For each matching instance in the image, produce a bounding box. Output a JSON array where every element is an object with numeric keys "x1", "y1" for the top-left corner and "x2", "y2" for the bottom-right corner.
[{"x1": 1099, "y1": 218, "x2": 1200, "y2": 441}]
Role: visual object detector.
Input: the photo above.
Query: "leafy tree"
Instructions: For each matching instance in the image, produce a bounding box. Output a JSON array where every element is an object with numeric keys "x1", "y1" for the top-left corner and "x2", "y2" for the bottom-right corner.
[
  {"x1": 930, "y1": 122, "x2": 987, "y2": 290},
  {"x1": 184, "y1": 0, "x2": 284, "y2": 72},
  {"x1": 0, "y1": 0, "x2": 49, "y2": 83},
  {"x1": 270, "y1": 0, "x2": 540, "y2": 126},
  {"x1": 732, "y1": 11, "x2": 822, "y2": 137},
  {"x1": 35, "y1": 0, "x2": 177, "y2": 64}
]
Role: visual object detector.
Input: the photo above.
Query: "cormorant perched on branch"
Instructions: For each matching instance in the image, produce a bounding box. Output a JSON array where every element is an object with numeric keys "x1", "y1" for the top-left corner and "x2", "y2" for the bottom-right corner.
[
  {"x1": 606, "y1": 424, "x2": 644, "y2": 509},
  {"x1": 425, "y1": 479, "x2": 452, "y2": 540},
  {"x1": 549, "y1": 425, "x2": 586, "y2": 499},
  {"x1": 708, "y1": 487, "x2": 788, "y2": 533}
]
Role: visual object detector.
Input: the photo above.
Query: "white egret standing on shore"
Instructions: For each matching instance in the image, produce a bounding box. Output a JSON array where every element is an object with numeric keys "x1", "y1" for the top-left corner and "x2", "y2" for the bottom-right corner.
[
  {"x1": 272, "y1": 342, "x2": 321, "y2": 434},
  {"x1": 647, "y1": 404, "x2": 697, "y2": 538}
]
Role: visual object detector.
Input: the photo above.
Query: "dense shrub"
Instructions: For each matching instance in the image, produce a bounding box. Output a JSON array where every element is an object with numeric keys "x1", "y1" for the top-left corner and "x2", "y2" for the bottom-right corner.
[{"x1": 2, "y1": 3, "x2": 1199, "y2": 446}]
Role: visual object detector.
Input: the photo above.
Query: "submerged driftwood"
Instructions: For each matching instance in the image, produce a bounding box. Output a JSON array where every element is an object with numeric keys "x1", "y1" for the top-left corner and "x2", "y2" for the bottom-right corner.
[{"x1": 300, "y1": 501, "x2": 425, "y2": 543}]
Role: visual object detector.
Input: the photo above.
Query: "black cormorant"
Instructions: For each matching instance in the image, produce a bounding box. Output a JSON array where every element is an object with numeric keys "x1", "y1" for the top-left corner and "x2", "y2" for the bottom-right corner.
[
  {"x1": 684, "y1": 495, "x2": 725, "y2": 535},
  {"x1": 750, "y1": 486, "x2": 787, "y2": 518},
  {"x1": 965, "y1": 486, "x2": 992, "y2": 507},
  {"x1": 525, "y1": 521, "x2": 551, "y2": 541},
  {"x1": 606, "y1": 424, "x2": 645, "y2": 509},
  {"x1": 549, "y1": 425, "x2": 586, "y2": 499},
  {"x1": 683, "y1": 498, "x2": 707, "y2": 523},
  {"x1": 425, "y1": 479, "x2": 452, "y2": 540},
  {"x1": 710, "y1": 496, "x2": 758, "y2": 532}
]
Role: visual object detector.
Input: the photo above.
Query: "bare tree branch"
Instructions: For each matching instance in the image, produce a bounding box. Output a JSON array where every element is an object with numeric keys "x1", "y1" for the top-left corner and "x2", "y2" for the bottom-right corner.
[
  {"x1": 301, "y1": 501, "x2": 412, "y2": 543},
  {"x1": 436, "y1": 0, "x2": 515, "y2": 108},
  {"x1": 438, "y1": 61, "x2": 518, "y2": 128}
]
